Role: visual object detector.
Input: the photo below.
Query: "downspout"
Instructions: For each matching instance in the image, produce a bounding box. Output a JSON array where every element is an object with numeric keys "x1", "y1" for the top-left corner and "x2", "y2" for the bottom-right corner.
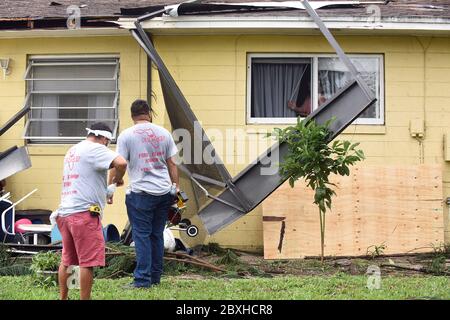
[
  {"x1": 415, "y1": 36, "x2": 432, "y2": 164},
  {"x1": 417, "y1": 36, "x2": 449, "y2": 245},
  {"x1": 147, "y1": 50, "x2": 153, "y2": 105}
]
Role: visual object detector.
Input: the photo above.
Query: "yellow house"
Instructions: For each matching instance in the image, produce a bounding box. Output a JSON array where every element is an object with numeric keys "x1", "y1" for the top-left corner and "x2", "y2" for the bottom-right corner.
[{"x1": 1, "y1": 1, "x2": 449, "y2": 252}]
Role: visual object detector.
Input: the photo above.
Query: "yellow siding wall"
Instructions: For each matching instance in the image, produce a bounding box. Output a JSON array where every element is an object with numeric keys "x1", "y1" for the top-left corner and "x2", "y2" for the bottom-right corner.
[
  {"x1": 152, "y1": 35, "x2": 450, "y2": 250},
  {"x1": 1, "y1": 34, "x2": 450, "y2": 251},
  {"x1": 0, "y1": 36, "x2": 148, "y2": 229}
]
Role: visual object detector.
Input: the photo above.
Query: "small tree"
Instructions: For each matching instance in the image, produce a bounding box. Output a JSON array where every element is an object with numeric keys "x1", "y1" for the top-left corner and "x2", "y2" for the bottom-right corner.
[{"x1": 272, "y1": 118, "x2": 365, "y2": 262}]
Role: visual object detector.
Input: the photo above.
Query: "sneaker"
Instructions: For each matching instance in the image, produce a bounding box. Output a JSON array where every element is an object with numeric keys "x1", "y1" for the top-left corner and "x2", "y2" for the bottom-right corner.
[{"x1": 122, "y1": 282, "x2": 150, "y2": 290}]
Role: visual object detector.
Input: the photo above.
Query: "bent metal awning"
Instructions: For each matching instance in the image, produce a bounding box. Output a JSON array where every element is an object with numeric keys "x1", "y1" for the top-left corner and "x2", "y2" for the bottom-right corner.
[{"x1": 126, "y1": 0, "x2": 376, "y2": 234}]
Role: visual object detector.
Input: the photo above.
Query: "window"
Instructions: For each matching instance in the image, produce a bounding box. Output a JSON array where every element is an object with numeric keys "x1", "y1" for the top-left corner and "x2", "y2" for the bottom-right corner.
[
  {"x1": 247, "y1": 54, "x2": 384, "y2": 125},
  {"x1": 23, "y1": 56, "x2": 119, "y2": 143}
]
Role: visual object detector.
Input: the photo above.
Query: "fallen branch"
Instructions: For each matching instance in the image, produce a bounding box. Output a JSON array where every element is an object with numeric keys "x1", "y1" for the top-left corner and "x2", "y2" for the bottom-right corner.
[
  {"x1": 104, "y1": 269, "x2": 131, "y2": 279},
  {"x1": 164, "y1": 257, "x2": 225, "y2": 273},
  {"x1": 380, "y1": 263, "x2": 450, "y2": 276},
  {"x1": 105, "y1": 245, "x2": 125, "y2": 254},
  {"x1": 166, "y1": 252, "x2": 225, "y2": 271},
  {"x1": 104, "y1": 248, "x2": 225, "y2": 273},
  {"x1": 105, "y1": 252, "x2": 133, "y2": 257}
]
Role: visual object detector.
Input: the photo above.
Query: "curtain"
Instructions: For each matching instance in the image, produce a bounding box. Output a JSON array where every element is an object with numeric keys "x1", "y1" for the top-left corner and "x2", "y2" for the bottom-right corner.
[
  {"x1": 251, "y1": 61, "x2": 309, "y2": 118},
  {"x1": 30, "y1": 95, "x2": 59, "y2": 137}
]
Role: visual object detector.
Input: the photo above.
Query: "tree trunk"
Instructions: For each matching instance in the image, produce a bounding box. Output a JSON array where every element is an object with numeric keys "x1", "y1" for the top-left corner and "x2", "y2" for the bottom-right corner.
[{"x1": 319, "y1": 209, "x2": 325, "y2": 263}]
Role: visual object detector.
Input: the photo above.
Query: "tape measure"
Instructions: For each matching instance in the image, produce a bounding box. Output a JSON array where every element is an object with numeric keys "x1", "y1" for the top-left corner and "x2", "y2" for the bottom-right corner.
[
  {"x1": 89, "y1": 204, "x2": 102, "y2": 217},
  {"x1": 176, "y1": 191, "x2": 189, "y2": 209}
]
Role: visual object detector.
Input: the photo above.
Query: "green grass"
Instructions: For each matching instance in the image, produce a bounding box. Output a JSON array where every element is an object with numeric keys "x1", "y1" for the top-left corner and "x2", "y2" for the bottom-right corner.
[{"x1": 0, "y1": 274, "x2": 448, "y2": 300}]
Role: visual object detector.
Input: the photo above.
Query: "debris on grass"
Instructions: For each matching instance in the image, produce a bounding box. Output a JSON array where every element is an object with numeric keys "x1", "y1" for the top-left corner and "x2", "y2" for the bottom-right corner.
[
  {"x1": 96, "y1": 254, "x2": 135, "y2": 279},
  {"x1": 0, "y1": 264, "x2": 31, "y2": 276},
  {"x1": 0, "y1": 244, "x2": 9, "y2": 267},
  {"x1": 97, "y1": 243, "x2": 226, "y2": 278},
  {"x1": 216, "y1": 250, "x2": 240, "y2": 266},
  {"x1": 1, "y1": 242, "x2": 449, "y2": 281},
  {"x1": 202, "y1": 242, "x2": 227, "y2": 256},
  {"x1": 0, "y1": 244, "x2": 32, "y2": 276}
]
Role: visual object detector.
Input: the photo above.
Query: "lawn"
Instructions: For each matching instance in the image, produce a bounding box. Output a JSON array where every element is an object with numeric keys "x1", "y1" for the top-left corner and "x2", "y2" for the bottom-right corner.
[{"x1": 0, "y1": 274, "x2": 448, "y2": 300}]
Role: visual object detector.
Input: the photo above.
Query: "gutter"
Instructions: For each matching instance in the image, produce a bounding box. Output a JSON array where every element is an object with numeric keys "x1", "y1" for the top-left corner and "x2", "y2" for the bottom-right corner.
[{"x1": 116, "y1": 15, "x2": 450, "y2": 35}]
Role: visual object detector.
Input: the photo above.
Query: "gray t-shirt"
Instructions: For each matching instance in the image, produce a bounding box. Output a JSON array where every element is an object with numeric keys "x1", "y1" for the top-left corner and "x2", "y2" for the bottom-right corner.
[
  {"x1": 56, "y1": 140, "x2": 118, "y2": 217},
  {"x1": 116, "y1": 123, "x2": 178, "y2": 196}
]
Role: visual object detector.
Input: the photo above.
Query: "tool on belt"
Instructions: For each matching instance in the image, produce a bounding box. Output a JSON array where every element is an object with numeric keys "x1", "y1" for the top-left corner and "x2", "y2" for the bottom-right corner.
[
  {"x1": 168, "y1": 190, "x2": 189, "y2": 225},
  {"x1": 89, "y1": 204, "x2": 102, "y2": 217}
]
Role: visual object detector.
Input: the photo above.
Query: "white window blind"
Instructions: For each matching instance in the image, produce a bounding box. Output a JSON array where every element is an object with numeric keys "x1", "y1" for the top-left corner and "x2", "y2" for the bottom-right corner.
[{"x1": 23, "y1": 56, "x2": 119, "y2": 143}]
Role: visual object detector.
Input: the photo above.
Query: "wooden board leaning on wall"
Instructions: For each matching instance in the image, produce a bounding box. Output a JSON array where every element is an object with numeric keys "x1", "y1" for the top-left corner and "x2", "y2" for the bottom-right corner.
[{"x1": 263, "y1": 165, "x2": 445, "y2": 259}]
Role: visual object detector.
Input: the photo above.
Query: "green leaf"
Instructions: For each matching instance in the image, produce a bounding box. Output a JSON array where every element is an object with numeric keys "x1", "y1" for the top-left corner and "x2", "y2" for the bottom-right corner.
[
  {"x1": 343, "y1": 140, "x2": 351, "y2": 151},
  {"x1": 289, "y1": 177, "x2": 295, "y2": 188},
  {"x1": 343, "y1": 165, "x2": 350, "y2": 176},
  {"x1": 355, "y1": 149, "x2": 365, "y2": 159}
]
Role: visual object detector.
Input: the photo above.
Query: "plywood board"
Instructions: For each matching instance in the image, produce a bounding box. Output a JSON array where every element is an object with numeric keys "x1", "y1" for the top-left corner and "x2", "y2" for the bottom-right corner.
[{"x1": 263, "y1": 165, "x2": 445, "y2": 259}]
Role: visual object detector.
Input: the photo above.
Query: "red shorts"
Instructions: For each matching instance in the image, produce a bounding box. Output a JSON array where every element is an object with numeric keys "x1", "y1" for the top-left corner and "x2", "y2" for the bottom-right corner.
[{"x1": 56, "y1": 211, "x2": 105, "y2": 268}]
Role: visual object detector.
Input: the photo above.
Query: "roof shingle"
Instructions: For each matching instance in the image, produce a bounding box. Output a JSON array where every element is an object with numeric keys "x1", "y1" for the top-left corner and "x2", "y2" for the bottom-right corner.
[{"x1": 0, "y1": 1, "x2": 449, "y2": 21}]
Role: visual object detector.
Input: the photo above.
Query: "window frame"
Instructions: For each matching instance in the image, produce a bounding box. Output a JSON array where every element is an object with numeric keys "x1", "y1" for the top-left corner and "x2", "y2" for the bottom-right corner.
[
  {"x1": 23, "y1": 54, "x2": 120, "y2": 144},
  {"x1": 246, "y1": 53, "x2": 384, "y2": 125}
]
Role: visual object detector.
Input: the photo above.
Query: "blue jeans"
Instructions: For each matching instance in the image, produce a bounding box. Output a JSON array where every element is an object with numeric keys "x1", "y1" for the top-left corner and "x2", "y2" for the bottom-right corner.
[{"x1": 126, "y1": 191, "x2": 172, "y2": 287}]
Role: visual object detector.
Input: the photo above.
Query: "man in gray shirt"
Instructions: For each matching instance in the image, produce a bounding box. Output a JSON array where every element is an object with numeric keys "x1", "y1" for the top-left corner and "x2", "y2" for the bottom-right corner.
[
  {"x1": 55, "y1": 122, "x2": 127, "y2": 300},
  {"x1": 109, "y1": 99, "x2": 179, "y2": 288}
]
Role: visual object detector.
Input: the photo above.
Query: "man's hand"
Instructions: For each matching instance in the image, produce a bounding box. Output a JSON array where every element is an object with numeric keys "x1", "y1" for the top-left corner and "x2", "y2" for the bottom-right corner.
[
  {"x1": 107, "y1": 195, "x2": 114, "y2": 205},
  {"x1": 109, "y1": 155, "x2": 127, "y2": 187},
  {"x1": 112, "y1": 177, "x2": 125, "y2": 187},
  {"x1": 167, "y1": 156, "x2": 179, "y2": 194},
  {"x1": 287, "y1": 101, "x2": 296, "y2": 110}
]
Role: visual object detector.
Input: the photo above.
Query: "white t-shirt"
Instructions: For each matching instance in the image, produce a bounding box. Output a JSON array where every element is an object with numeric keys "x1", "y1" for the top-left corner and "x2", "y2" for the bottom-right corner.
[
  {"x1": 56, "y1": 140, "x2": 118, "y2": 217},
  {"x1": 116, "y1": 123, "x2": 178, "y2": 196}
]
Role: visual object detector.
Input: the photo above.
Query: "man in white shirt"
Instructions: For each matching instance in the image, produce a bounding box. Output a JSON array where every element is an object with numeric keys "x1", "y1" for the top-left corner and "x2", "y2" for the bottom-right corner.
[
  {"x1": 110, "y1": 99, "x2": 179, "y2": 288},
  {"x1": 55, "y1": 122, "x2": 127, "y2": 300}
]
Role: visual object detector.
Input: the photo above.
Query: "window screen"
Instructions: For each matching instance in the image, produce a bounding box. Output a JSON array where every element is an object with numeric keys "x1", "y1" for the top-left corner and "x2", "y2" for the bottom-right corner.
[{"x1": 318, "y1": 56, "x2": 381, "y2": 119}]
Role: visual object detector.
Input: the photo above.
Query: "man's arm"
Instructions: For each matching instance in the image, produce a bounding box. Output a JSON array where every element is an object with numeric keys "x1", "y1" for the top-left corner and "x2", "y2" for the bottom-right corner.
[
  {"x1": 107, "y1": 156, "x2": 127, "y2": 205},
  {"x1": 109, "y1": 155, "x2": 127, "y2": 187},
  {"x1": 167, "y1": 156, "x2": 179, "y2": 191}
]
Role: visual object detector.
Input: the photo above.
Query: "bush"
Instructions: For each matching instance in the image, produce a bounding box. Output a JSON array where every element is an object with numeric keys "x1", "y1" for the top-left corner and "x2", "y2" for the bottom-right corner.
[{"x1": 30, "y1": 251, "x2": 61, "y2": 287}]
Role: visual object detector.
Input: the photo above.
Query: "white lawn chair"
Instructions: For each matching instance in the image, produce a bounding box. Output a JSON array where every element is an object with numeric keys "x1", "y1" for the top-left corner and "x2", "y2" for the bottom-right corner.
[{"x1": 0, "y1": 189, "x2": 51, "y2": 244}]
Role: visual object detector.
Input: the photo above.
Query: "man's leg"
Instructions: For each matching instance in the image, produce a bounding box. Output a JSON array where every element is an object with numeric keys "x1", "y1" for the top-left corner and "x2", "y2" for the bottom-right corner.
[
  {"x1": 56, "y1": 216, "x2": 78, "y2": 300},
  {"x1": 126, "y1": 192, "x2": 154, "y2": 287},
  {"x1": 79, "y1": 267, "x2": 94, "y2": 300},
  {"x1": 150, "y1": 193, "x2": 171, "y2": 285},
  {"x1": 58, "y1": 264, "x2": 69, "y2": 300}
]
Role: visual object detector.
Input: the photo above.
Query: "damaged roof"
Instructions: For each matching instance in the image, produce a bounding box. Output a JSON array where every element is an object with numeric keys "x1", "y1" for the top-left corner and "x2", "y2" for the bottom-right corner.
[
  {"x1": 0, "y1": 0, "x2": 449, "y2": 30},
  {"x1": 0, "y1": 0, "x2": 154, "y2": 19}
]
